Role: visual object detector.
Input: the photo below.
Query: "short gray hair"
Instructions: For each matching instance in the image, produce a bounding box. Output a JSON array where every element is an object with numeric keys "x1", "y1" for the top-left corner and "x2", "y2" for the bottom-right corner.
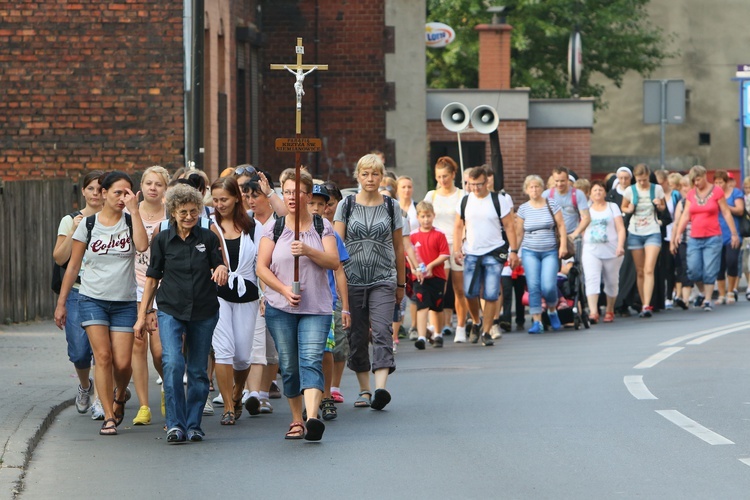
[
  {"x1": 166, "y1": 184, "x2": 204, "y2": 224},
  {"x1": 523, "y1": 174, "x2": 544, "y2": 192}
]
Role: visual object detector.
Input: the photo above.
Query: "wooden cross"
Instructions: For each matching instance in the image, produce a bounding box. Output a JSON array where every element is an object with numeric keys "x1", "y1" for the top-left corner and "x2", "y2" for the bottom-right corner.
[
  {"x1": 269, "y1": 38, "x2": 328, "y2": 293},
  {"x1": 270, "y1": 37, "x2": 329, "y2": 134}
]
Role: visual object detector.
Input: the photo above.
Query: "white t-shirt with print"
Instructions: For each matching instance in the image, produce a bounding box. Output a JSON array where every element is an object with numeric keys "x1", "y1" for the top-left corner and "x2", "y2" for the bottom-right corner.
[
  {"x1": 622, "y1": 184, "x2": 664, "y2": 236},
  {"x1": 457, "y1": 192, "x2": 512, "y2": 256},
  {"x1": 73, "y1": 213, "x2": 137, "y2": 302},
  {"x1": 584, "y1": 202, "x2": 622, "y2": 260}
]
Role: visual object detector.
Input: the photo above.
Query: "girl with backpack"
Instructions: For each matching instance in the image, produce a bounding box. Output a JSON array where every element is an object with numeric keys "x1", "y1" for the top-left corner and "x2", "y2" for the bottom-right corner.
[
  {"x1": 256, "y1": 169, "x2": 339, "y2": 441},
  {"x1": 52, "y1": 170, "x2": 103, "y2": 416},
  {"x1": 54, "y1": 171, "x2": 149, "y2": 436}
]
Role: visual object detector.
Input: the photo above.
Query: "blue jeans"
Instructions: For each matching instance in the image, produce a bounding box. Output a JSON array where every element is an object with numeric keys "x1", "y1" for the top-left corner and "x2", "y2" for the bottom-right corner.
[
  {"x1": 687, "y1": 235, "x2": 722, "y2": 284},
  {"x1": 66, "y1": 288, "x2": 92, "y2": 369},
  {"x1": 522, "y1": 248, "x2": 559, "y2": 315},
  {"x1": 265, "y1": 305, "x2": 331, "y2": 398},
  {"x1": 158, "y1": 311, "x2": 218, "y2": 434},
  {"x1": 463, "y1": 254, "x2": 503, "y2": 301}
]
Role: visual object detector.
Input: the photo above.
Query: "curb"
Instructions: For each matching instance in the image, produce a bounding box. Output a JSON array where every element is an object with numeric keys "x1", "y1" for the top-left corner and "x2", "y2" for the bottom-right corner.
[{"x1": 5, "y1": 397, "x2": 73, "y2": 499}]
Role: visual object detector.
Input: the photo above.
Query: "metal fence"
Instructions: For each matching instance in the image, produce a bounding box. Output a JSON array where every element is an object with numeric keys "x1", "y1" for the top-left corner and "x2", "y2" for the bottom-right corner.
[{"x1": 1, "y1": 179, "x2": 82, "y2": 323}]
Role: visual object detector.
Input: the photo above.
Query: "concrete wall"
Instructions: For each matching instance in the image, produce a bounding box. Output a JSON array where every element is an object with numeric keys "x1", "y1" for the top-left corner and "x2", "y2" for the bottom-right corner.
[
  {"x1": 385, "y1": 0, "x2": 428, "y2": 194},
  {"x1": 591, "y1": 0, "x2": 748, "y2": 172}
]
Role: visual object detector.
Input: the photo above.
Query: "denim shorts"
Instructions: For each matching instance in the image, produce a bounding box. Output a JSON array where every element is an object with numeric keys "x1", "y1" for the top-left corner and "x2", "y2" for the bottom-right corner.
[
  {"x1": 627, "y1": 232, "x2": 662, "y2": 250},
  {"x1": 463, "y1": 254, "x2": 503, "y2": 301},
  {"x1": 78, "y1": 294, "x2": 137, "y2": 333}
]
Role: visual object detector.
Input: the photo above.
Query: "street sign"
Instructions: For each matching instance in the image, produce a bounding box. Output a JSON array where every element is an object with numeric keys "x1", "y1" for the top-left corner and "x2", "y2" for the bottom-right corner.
[
  {"x1": 643, "y1": 80, "x2": 685, "y2": 124},
  {"x1": 274, "y1": 137, "x2": 322, "y2": 152}
]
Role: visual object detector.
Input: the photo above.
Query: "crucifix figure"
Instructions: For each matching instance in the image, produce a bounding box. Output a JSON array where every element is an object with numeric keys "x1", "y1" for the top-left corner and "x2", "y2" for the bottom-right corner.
[{"x1": 270, "y1": 38, "x2": 329, "y2": 133}]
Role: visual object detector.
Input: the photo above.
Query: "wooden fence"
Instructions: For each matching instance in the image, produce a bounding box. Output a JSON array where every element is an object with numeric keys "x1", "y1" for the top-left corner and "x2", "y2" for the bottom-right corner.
[{"x1": 1, "y1": 179, "x2": 83, "y2": 323}]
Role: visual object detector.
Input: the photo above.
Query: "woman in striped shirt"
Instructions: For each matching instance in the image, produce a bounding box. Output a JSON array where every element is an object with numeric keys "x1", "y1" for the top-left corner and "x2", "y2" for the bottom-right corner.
[{"x1": 515, "y1": 175, "x2": 568, "y2": 333}]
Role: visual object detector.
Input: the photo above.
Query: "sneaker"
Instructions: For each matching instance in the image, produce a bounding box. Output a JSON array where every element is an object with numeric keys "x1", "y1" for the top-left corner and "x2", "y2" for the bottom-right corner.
[
  {"x1": 269, "y1": 381, "x2": 282, "y2": 399},
  {"x1": 188, "y1": 429, "x2": 205, "y2": 442},
  {"x1": 183, "y1": 373, "x2": 187, "y2": 385},
  {"x1": 161, "y1": 388, "x2": 166, "y2": 417},
  {"x1": 259, "y1": 398, "x2": 273, "y2": 414},
  {"x1": 156, "y1": 376, "x2": 162, "y2": 385},
  {"x1": 694, "y1": 294, "x2": 705, "y2": 307},
  {"x1": 548, "y1": 311, "x2": 562, "y2": 330},
  {"x1": 75, "y1": 378, "x2": 94, "y2": 413},
  {"x1": 717, "y1": 296, "x2": 726, "y2": 305},
  {"x1": 90, "y1": 399, "x2": 105, "y2": 420},
  {"x1": 499, "y1": 320, "x2": 512, "y2": 333},
  {"x1": 415, "y1": 338, "x2": 426, "y2": 350},
  {"x1": 746, "y1": 290, "x2": 750, "y2": 301},
  {"x1": 469, "y1": 322, "x2": 482, "y2": 344},
  {"x1": 203, "y1": 397, "x2": 214, "y2": 416},
  {"x1": 398, "y1": 325, "x2": 406, "y2": 339},
  {"x1": 490, "y1": 323, "x2": 502, "y2": 340},
  {"x1": 331, "y1": 390, "x2": 344, "y2": 404},
  {"x1": 703, "y1": 301, "x2": 713, "y2": 312},
  {"x1": 408, "y1": 327, "x2": 418, "y2": 341},
  {"x1": 393, "y1": 341, "x2": 398, "y2": 354},
  {"x1": 664, "y1": 300, "x2": 674, "y2": 310},
  {"x1": 433, "y1": 335, "x2": 444, "y2": 348},
  {"x1": 453, "y1": 326, "x2": 467, "y2": 343},
  {"x1": 441, "y1": 326, "x2": 453, "y2": 337},
  {"x1": 528, "y1": 321, "x2": 543, "y2": 334},
  {"x1": 212, "y1": 393, "x2": 224, "y2": 406},
  {"x1": 481, "y1": 332, "x2": 494, "y2": 346},
  {"x1": 639, "y1": 306, "x2": 653, "y2": 318},
  {"x1": 674, "y1": 297, "x2": 689, "y2": 310},
  {"x1": 133, "y1": 406, "x2": 152, "y2": 425},
  {"x1": 245, "y1": 395, "x2": 261, "y2": 416},
  {"x1": 241, "y1": 389, "x2": 251, "y2": 405}
]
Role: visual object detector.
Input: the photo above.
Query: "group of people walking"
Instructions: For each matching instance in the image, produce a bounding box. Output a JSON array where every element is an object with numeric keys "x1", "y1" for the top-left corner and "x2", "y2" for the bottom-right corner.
[{"x1": 51, "y1": 153, "x2": 747, "y2": 442}]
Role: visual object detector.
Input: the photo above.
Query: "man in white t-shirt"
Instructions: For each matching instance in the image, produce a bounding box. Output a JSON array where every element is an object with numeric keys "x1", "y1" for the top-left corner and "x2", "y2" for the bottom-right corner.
[
  {"x1": 542, "y1": 166, "x2": 590, "y2": 239},
  {"x1": 453, "y1": 167, "x2": 519, "y2": 346}
]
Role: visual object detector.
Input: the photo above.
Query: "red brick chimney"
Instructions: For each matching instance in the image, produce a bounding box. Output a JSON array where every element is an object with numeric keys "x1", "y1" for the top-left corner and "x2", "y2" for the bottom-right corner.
[{"x1": 476, "y1": 23, "x2": 512, "y2": 89}]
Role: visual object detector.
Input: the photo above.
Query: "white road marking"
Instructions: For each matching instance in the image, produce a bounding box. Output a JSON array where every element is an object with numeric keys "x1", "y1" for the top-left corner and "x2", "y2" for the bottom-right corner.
[
  {"x1": 634, "y1": 347, "x2": 684, "y2": 369},
  {"x1": 656, "y1": 410, "x2": 734, "y2": 445},
  {"x1": 739, "y1": 458, "x2": 750, "y2": 468},
  {"x1": 687, "y1": 324, "x2": 749, "y2": 345},
  {"x1": 660, "y1": 321, "x2": 750, "y2": 346},
  {"x1": 624, "y1": 375, "x2": 658, "y2": 400}
]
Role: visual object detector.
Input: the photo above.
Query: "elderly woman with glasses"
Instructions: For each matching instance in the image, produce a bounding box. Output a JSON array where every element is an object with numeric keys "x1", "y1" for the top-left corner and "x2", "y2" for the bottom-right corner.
[{"x1": 135, "y1": 184, "x2": 228, "y2": 444}]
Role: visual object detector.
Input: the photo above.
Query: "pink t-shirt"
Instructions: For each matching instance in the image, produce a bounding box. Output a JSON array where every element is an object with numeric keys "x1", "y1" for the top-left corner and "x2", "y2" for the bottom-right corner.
[
  {"x1": 262, "y1": 217, "x2": 334, "y2": 315},
  {"x1": 686, "y1": 185, "x2": 723, "y2": 238}
]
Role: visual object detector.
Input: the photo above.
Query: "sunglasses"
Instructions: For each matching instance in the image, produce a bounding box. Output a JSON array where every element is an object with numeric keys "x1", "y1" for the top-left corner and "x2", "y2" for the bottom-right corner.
[{"x1": 234, "y1": 165, "x2": 257, "y2": 176}]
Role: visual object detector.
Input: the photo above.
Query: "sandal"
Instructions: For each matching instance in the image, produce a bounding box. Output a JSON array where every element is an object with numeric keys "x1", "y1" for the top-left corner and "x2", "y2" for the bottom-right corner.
[
  {"x1": 354, "y1": 390, "x2": 372, "y2": 408},
  {"x1": 603, "y1": 312, "x2": 615, "y2": 323},
  {"x1": 113, "y1": 397, "x2": 126, "y2": 427},
  {"x1": 304, "y1": 418, "x2": 325, "y2": 441},
  {"x1": 589, "y1": 313, "x2": 599, "y2": 325},
  {"x1": 220, "y1": 411, "x2": 235, "y2": 426},
  {"x1": 99, "y1": 418, "x2": 117, "y2": 436},
  {"x1": 233, "y1": 397, "x2": 243, "y2": 420},
  {"x1": 285, "y1": 421, "x2": 305, "y2": 440},
  {"x1": 321, "y1": 398, "x2": 337, "y2": 421}
]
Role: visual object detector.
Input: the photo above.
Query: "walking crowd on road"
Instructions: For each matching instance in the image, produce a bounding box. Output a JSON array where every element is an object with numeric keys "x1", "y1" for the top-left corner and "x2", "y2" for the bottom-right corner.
[{"x1": 51, "y1": 154, "x2": 749, "y2": 443}]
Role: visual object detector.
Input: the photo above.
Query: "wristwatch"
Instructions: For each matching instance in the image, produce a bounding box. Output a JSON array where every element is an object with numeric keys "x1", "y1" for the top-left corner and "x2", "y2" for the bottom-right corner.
[
  {"x1": 509, "y1": 249, "x2": 518, "y2": 254},
  {"x1": 397, "y1": 283, "x2": 406, "y2": 288}
]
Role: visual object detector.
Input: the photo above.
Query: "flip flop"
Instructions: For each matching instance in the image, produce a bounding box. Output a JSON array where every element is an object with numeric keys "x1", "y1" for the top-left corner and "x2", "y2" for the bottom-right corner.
[
  {"x1": 304, "y1": 418, "x2": 325, "y2": 441},
  {"x1": 353, "y1": 390, "x2": 372, "y2": 408},
  {"x1": 370, "y1": 388, "x2": 391, "y2": 411}
]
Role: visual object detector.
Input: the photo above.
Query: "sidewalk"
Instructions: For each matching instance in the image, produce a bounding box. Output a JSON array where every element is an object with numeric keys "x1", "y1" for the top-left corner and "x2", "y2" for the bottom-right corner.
[{"x1": 0, "y1": 321, "x2": 74, "y2": 499}]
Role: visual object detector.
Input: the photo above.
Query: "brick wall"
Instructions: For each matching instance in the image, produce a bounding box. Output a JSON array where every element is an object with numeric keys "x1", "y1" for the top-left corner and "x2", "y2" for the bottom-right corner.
[
  {"x1": 428, "y1": 120, "x2": 527, "y2": 202},
  {"x1": 526, "y1": 129, "x2": 592, "y2": 184},
  {"x1": 261, "y1": 0, "x2": 386, "y2": 187},
  {"x1": 0, "y1": 2, "x2": 184, "y2": 181}
]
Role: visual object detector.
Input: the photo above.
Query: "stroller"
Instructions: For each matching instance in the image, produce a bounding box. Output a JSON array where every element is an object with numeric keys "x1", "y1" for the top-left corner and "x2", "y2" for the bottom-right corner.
[{"x1": 541, "y1": 237, "x2": 591, "y2": 330}]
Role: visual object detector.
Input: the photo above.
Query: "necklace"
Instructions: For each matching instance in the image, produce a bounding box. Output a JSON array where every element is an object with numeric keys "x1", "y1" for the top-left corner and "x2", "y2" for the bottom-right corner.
[
  {"x1": 140, "y1": 203, "x2": 164, "y2": 221},
  {"x1": 695, "y1": 186, "x2": 713, "y2": 206}
]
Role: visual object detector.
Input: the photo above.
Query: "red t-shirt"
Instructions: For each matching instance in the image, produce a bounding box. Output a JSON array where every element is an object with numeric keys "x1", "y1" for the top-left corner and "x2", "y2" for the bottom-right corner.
[
  {"x1": 686, "y1": 185, "x2": 723, "y2": 238},
  {"x1": 411, "y1": 228, "x2": 450, "y2": 281}
]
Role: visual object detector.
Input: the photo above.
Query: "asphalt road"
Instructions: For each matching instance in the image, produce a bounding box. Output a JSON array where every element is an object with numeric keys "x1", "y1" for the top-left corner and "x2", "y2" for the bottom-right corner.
[{"x1": 20, "y1": 305, "x2": 750, "y2": 499}]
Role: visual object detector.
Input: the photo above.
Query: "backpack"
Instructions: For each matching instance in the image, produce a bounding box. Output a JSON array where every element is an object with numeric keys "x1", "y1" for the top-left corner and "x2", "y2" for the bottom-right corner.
[
  {"x1": 340, "y1": 194, "x2": 396, "y2": 235},
  {"x1": 51, "y1": 211, "x2": 82, "y2": 294},
  {"x1": 549, "y1": 187, "x2": 580, "y2": 224},
  {"x1": 629, "y1": 184, "x2": 672, "y2": 227},
  {"x1": 273, "y1": 213, "x2": 325, "y2": 243},
  {"x1": 459, "y1": 190, "x2": 506, "y2": 222}
]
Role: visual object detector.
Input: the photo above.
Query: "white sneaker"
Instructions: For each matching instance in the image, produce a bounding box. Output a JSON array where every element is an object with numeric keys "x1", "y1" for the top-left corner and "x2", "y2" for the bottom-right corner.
[
  {"x1": 90, "y1": 399, "x2": 104, "y2": 420},
  {"x1": 183, "y1": 373, "x2": 187, "y2": 385},
  {"x1": 490, "y1": 323, "x2": 503, "y2": 340},
  {"x1": 156, "y1": 376, "x2": 163, "y2": 385},
  {"x1": 75, "y1": 378, "x2": 94, "y2": 413},
  {"x1": 203, "y1": 397, "x2": 214, "y2": 416},
  {"x1": 241, "y1": 389, "x2": 251, "y2": 405},
  {"x1": 212, "y1": 393, "x2": 224, "y2": 406},
  {"x1": 454, "y1": 326, "x2": 467, "y2": 343}
]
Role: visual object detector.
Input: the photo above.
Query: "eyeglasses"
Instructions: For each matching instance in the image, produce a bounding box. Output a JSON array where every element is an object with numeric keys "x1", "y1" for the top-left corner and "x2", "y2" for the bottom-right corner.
[
  {"x1": 283, "y1": 190, "x2": 309, "y2": 197},
  {"x1": 467, "y1": 181, "x2": 486, "y2": 188},
  {"x1": 234, "y1": 165, "x2": 257, "y2": 176},
  {"x1": 176, "y1": 208, "x2": 200, "y2": 219}
]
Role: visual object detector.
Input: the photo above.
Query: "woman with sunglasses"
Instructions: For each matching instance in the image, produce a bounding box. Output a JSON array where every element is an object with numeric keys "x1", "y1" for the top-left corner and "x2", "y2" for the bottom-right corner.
[{"x1": 234, "y1": 164, "x2": 287, "y2": 217}]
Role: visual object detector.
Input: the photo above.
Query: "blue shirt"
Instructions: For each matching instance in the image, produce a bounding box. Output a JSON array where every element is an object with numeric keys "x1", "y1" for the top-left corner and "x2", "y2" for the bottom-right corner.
[
  {"x1": 719, "y1": 187, "x2": 743, "y2": 244},
  {"x1": 328, "y1": 232, "x2": 350, "y2": 309}
]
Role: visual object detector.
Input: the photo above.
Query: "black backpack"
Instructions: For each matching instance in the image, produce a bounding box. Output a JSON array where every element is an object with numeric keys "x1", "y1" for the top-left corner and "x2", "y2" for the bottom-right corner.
[
  {"x1": 51, "y1": 213, "x2": 133, "y2": 294},
  {"x1": 459, "y1": 190, "x2": 508, "y2": 241},
  {"x1": 339, "y1": 194, "x2": 396, "y2": 236},
  {"x1": 273, "y1": 214, "x2": 325, "y2": 243}
]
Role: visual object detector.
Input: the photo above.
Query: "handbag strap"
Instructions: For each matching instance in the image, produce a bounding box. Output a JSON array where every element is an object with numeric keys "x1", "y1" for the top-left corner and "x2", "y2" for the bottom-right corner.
[{"x1": 545, "y1": 199, "x2": 558, "y2": 232}]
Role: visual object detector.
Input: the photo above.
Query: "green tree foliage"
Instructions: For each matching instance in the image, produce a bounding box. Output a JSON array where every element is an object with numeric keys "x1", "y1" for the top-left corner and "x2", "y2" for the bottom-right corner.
[{"x1": 426, "y1": 0, "x2": 675, "y2": 107}]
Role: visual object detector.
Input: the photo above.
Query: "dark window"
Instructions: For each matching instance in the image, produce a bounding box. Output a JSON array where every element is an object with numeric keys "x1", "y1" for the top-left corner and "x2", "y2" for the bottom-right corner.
[
  {"x1": 699, "y1": 132, "x2": 710, "y2": 146},
  {"x1": 429, "y1": 141, "x2": 486, "y2": 189}
]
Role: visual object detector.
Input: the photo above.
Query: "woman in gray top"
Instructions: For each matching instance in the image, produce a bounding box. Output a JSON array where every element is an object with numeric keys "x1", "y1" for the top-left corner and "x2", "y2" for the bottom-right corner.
[{"x1": 334, "y1": 154, "x2": 405, "y2": 411}]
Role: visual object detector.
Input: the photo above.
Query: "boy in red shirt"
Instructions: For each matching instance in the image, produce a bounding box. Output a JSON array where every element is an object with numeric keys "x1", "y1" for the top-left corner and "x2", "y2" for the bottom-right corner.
[{"x1": 411, "y1": 201, "x2": 450, "y2": 349}]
